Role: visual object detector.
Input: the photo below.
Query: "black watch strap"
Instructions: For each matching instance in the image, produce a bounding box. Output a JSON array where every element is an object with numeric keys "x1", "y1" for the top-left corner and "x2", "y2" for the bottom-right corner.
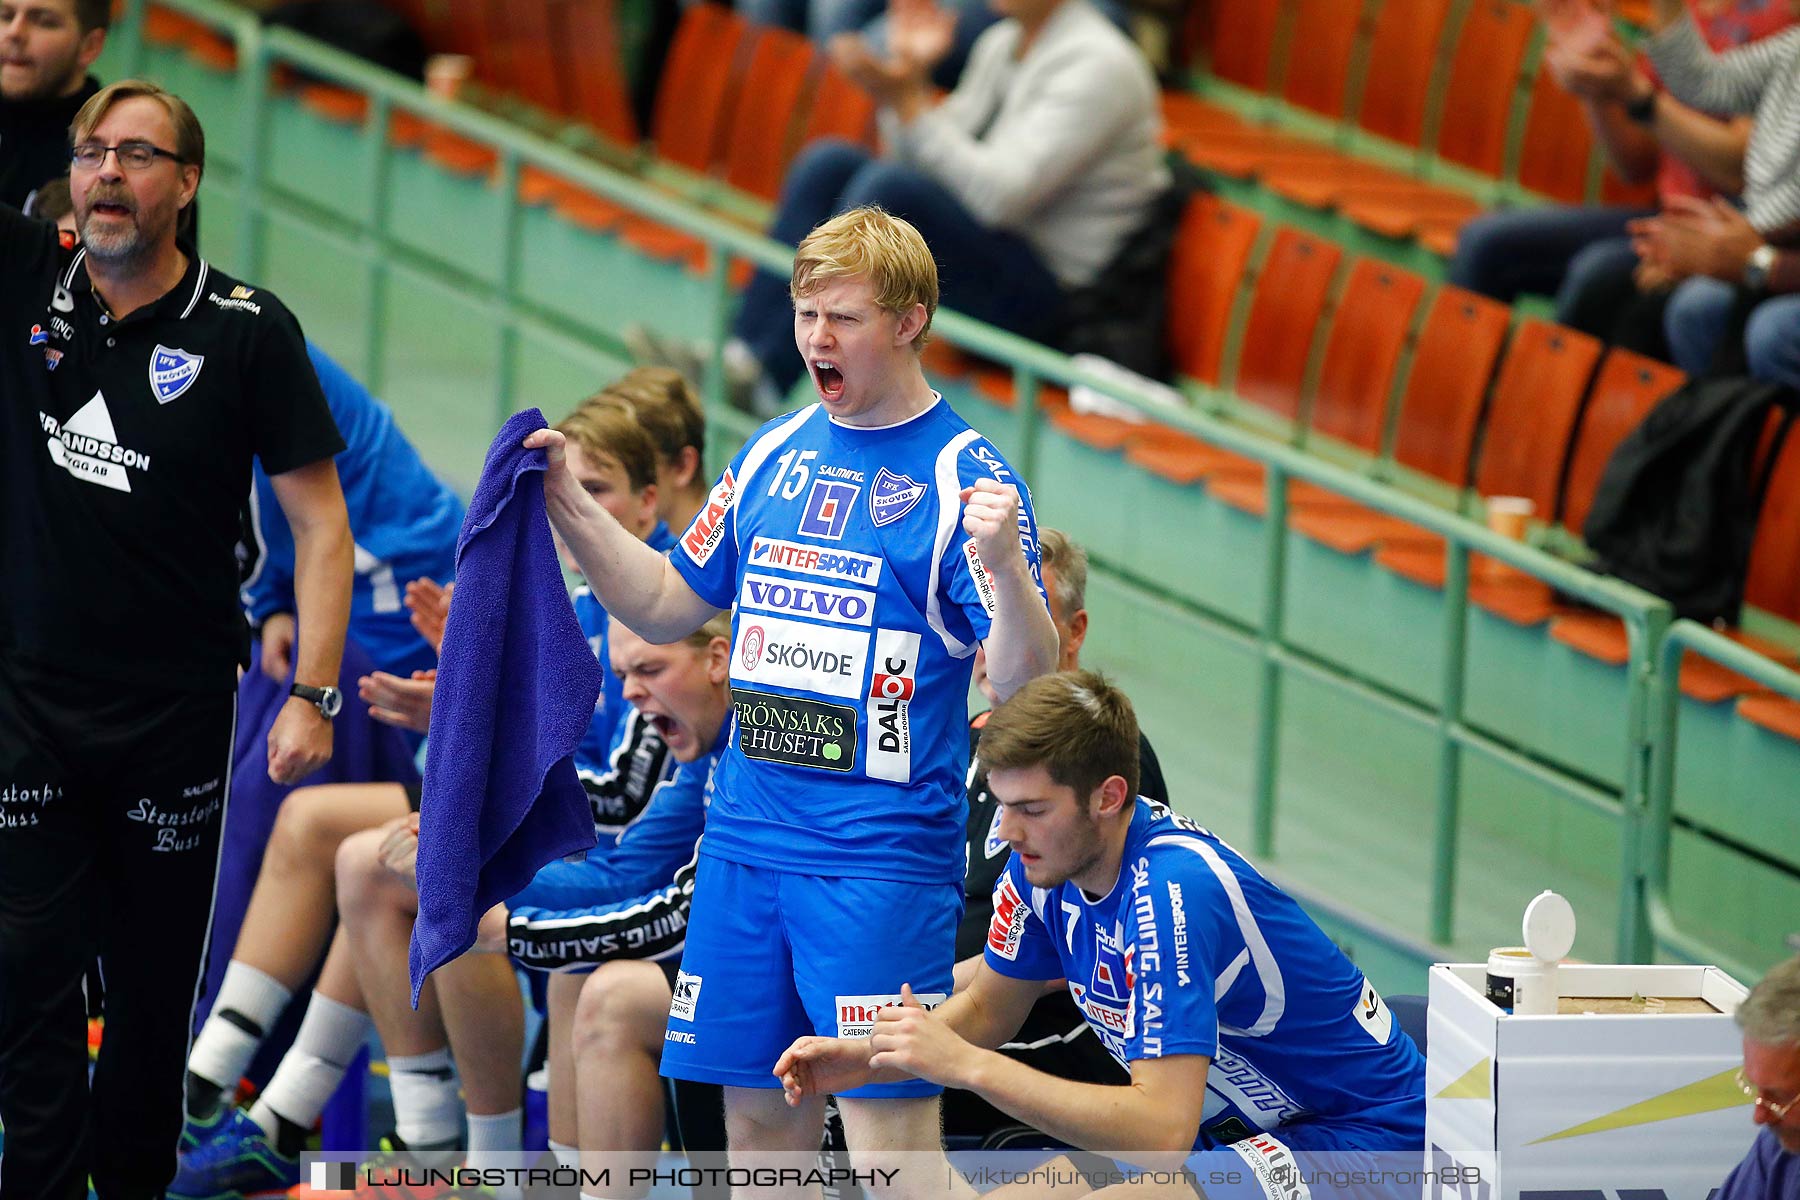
[
  {"x1": 1625, "y1": 88, "x2": 1659, "y2": 125},
  {"x1": 290, "y1": 683, "x2": 342, "y2": 720}
]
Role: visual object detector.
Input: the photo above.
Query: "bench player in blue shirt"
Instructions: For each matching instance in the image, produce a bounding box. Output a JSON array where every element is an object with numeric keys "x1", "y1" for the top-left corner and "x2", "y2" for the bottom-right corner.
[
  {"x1": 778, "y1": 671, "x2": 1427, "y2": 1198},
  {"x1": 524, "y1": 206, "x2": 1058, "y2": 1186}
]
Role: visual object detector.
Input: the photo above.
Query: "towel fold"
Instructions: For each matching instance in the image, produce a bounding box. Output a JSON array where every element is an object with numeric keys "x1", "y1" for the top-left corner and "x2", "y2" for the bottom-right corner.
[{"x1": 408, "y1": 409, "x2": 601, "y2": 1004}]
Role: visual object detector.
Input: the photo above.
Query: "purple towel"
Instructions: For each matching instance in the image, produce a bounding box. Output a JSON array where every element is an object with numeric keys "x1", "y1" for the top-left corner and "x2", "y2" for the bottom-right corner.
[{"x1": 409, "y1": 409, "x2": 602, "y2": 1004}]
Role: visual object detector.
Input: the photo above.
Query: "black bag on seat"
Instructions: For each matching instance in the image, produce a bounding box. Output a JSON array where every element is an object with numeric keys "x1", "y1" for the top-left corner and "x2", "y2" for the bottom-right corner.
[{"x1": 1583, "y1": 375, "x2": 1793, "y2": 624}]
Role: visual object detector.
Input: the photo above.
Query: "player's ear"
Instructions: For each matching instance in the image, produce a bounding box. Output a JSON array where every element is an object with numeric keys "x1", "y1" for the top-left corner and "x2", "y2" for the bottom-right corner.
[
  {"x1": 894, "y1": 303, "x2": 928, "y2": 349},
  {"x1": 706, "y1": 636, "x2": 730, "y2": 683},
  {"x1": 1094, "y1": 774, "x2": 1131, "y2": 818}
]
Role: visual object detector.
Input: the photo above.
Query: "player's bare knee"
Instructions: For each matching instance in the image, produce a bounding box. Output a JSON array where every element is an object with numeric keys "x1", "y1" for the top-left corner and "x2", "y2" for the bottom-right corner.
[
  {"x1": 725, "y1": 1086, "x2": 821, "y2": 1153},
  {"x1": 574, "y1": 961, "x2": 668, "y2": 1057},
  {"x1": 332, "y1": 826, "x2": 389, "y2": 910}
]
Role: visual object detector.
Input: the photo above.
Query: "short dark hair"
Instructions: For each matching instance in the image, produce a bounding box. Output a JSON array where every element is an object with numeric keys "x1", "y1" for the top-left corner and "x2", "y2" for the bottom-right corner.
[
  {"x1": 591, "y1": 366, "x2": 705, "y2": 466},
  {"x1": 978, "y1": 670, "x2": 1140, "y2": 803},
  {"x1": 74, "y1": 0, "x2": 111, "y2": 33},
  {"x1": 26, "y1": 177, "x2": 73, "y2": 223}
]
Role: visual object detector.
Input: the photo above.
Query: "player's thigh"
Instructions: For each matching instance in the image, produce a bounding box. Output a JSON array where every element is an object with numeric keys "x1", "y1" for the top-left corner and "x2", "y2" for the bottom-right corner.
[
  {"x1": 835, "y1": 1092, "x2": 943, "y2": 1155},
  {"x1": 271, "y1": 781, "x2": 410, "y2": 855},
  {"x1": 784, "y1": 873, "x2": 960, "y2": 1100},
  {"x1": 657, "y1": 857, "x2": 809, "y2": 1089}
]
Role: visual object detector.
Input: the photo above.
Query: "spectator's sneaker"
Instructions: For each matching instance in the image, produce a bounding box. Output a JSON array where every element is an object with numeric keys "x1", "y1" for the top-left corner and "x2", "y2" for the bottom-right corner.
[{"x1": 166, "y1": 1107, "x2": 298, "y2": 1199}]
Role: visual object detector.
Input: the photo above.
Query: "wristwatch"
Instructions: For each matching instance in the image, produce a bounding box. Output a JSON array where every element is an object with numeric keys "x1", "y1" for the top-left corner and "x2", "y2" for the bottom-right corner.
[
  {"x1": 1624, "y1": 86, "x2": 1659, "y2": 125},
  {"x1": 1744, "y1": 244, "x2": 1779, "y2": 293},
  {"x1": 290, "y1": 683, "x2": 343, "y2": 720}
]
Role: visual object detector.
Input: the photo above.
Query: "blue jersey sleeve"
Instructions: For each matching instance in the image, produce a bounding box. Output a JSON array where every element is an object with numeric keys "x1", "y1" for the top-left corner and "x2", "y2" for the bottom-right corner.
[
  {"x1": 941, "y1": 439, "x2": 1048, "y2": 644},
  {"x1": 505, "y1": 745, "x2": 714, "y2": 972},
  {"x1": 669, "y1": 451, "x2": 748, "y2": 611},
  {"x1": 577, "y1": 707, "x2": 676, "y2": 843},
  {"x1": 982, "y1": 858, "x2": 1063, "y2": 980},
  {"x1": 1124, "y1": 852, "x2": 1224, "y2": 1063}
]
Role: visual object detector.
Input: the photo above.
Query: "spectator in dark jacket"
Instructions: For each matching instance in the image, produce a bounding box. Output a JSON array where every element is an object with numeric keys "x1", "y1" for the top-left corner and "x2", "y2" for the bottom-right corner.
[{"x1": 0, "y1": 0, "x2": 107, "y2": 212}]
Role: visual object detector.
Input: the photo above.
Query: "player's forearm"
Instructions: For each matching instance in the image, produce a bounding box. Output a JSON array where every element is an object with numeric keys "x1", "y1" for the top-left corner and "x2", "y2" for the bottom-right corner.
[
  {"x1": 289, "y1": 515, "x2": 352, "y2": 688},
  {"x1": 934, "y1": 984, "x2": 1028, "y2": 1051},
  {"x1": 542, "y1": 468, "x2": 707, "y2": 643},
  {"x1": 1652, "y1": 108, "x2": 1750, "y2": 196},
  {"x1": 980, "y1": 562, "x2": 1058, "y2": 701},
  {"x1": 955, "y1": 1055, "x2": 1194, "y2": 1165}
]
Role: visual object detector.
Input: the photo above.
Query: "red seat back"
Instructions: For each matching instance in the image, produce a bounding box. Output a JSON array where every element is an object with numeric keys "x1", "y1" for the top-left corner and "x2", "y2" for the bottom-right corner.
[
  {"x1": 1391, "y1": 286, "x2": 1510, "y2": 486},
  {"x1": 1312, "y1": 260, "x2": 1427, "y2": 453},
  {"x1": 1166, "y1": 196, "x2": 1262, "y2": 387}
]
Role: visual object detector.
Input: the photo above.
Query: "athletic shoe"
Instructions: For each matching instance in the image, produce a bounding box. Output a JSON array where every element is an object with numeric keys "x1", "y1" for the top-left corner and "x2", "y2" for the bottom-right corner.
[
  {"x1": 166, "y1": 1107, "x2": 298, "y2": 1199},
  {"x1": 178, "y1": 1102, "x2": 231, "y2": 1155}
]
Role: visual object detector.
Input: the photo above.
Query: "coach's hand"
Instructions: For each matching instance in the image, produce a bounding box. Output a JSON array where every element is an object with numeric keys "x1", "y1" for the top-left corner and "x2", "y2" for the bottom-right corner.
[
  {"x1": 961, "y1": 478, "x2": 1028, "y2": 574},
  {"x1": 868, "y1": 983, "x2": 978, "y2": 1088},
  {"x1": 775, "y1": 1035, "x2": 878, "y2": 1104},
  {"x1": 260, "y1": 612, "x2": 297, "y2": 681},
  {"x1": 267, "y1": 697, "x2": 334, "y2": 784}
]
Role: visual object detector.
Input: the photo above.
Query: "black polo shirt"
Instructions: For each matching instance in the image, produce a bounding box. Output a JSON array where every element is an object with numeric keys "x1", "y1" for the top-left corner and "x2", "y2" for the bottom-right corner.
[{"x1": 0, "y1": 205, "x2": 343, "y2": 693}]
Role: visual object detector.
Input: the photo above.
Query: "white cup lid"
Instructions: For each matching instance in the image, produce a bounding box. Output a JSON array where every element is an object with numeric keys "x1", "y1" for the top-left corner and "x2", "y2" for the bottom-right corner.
[{"x1": 1523, "y1": 890, "x2": 1577, "y2": 962}]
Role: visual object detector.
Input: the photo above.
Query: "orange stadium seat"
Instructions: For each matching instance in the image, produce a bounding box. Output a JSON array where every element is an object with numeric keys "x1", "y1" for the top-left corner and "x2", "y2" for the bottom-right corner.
[
  {"x1": 1336, "y1": 0, "x2": 1537, "y2": 241},
  {"x1": 722, "y1": 26, "x2": 818, "y2": 202},
  {"x1": 1164, "y1": 195, "x2": 1261, "y2": 389},
  {"x1": 1260, "y1": 0, "x2": 1454, "y2": 210},
  {"x1": 797, "y1": 62, "x2": 879, "y2": 153},
  {"x1": 1289, "y1": 286, "x2": 1508, "y2": 554},
  {"x1": 1559, "y1": 350, "x2": 1687, "y2": 535},
  {"x1": 1374, "y1": 320, "x2": 1601, "y2": 622},
  {"x1": 1209, "y1": 259, "x2": 1427, "y2": 516}
]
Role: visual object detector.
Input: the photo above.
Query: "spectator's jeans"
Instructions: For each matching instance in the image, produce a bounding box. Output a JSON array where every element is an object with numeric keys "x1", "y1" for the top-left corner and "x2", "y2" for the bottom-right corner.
[
  {"x1": 735, "y1": 0, "x2": 885, "y2": 39},
  {"x1": 1449, "y1": 204, "x2": 1654, "y2": 304},
  {"x1": 733, "y1": 140, "x2": 1064, "y2": 394},
  {"x1": 1664, "y1": 276, "x2": 1800, "y2": 388}
]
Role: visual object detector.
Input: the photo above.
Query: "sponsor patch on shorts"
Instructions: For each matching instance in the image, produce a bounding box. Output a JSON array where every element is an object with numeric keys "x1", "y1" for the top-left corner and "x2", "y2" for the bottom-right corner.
[
  {"x1": 669, "y1": 970, "x2": 702, "y2": 1022},
  {"x1": 834, "y1": 992, "x2": 948, "y2": 1038}
]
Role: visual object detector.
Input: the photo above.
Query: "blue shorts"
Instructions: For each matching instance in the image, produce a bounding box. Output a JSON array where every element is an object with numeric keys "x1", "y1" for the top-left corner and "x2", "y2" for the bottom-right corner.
[{"x1": 658, "y1": 854, "x2": 960, "y2": 1097}]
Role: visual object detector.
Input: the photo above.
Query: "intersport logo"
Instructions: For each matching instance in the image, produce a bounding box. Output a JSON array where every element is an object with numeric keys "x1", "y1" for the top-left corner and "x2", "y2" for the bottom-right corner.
[{"x1": 739, "y1": 572, "x2": 874, "y2": 627}]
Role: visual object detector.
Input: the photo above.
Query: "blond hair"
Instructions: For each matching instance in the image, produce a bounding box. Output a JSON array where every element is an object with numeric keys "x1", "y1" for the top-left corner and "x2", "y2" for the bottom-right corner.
[
  {"x1": 978, "y1": 670, "x2": 1140, "y2": 803},
  {"x1": 589, "y1": 367, "x2": 705, "y2": 467},
  {"x1": 790, "y1": 206, "x2": 938, "y2": 349},
  {"x1": 555, "y1": 401, "x2": 658, "y2": 494},
  {"x1": 73, "y1": 80, "x2": 204, "y2": 176},
  {"x1": 614, "y1": 610, "x2": 732, "y2": 654}
]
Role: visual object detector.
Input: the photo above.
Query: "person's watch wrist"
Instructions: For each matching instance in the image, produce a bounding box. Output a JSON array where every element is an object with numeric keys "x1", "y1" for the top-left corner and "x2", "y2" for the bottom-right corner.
[
  {"x1": 1624, "y1": 84, "x2": 1660, "y2": 125},
  {"x1": 290, "y1": 682, "x2": 343, "y2": 720},
  {"x1": 1744, "y1": 243, "x2": 1779, "y2": 293}
]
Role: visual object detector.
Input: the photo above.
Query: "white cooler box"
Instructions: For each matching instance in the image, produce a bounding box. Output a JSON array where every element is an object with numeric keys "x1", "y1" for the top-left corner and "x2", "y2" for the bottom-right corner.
[{"x1": 1425, "y1": 962, "x2": 1754, "y2": 1200}]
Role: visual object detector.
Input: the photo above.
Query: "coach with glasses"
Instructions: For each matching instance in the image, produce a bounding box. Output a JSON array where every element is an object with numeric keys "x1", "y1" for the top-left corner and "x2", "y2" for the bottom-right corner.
[{"x1": 0, "y1": 79, "x2": 351, "y2": 1200}]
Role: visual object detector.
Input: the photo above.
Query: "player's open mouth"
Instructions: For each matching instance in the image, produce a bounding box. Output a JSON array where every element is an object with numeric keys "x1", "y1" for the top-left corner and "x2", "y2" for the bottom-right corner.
[
  {"x1": 648, "y1": 713, "x2": 685, "y2": 745},
  {"x1": 810, "y1": 359, "x2": 844, "y2": 401}
]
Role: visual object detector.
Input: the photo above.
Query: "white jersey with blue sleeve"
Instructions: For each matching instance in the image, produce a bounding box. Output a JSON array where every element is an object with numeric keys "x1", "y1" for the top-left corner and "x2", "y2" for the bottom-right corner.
[
  {"x1": 669, "y1": 398, "x2": 1046, "y2": 885},
  {"x1": 984, "y1": 799, "x2": 1426, "y2": 1150}
]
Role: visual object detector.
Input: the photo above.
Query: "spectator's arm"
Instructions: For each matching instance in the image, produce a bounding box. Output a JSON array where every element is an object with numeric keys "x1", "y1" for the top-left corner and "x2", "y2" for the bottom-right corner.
[
  {"x1": 887, "y1": 46, "x2": 1151, "y2": 229},
  {"x1": 1582, "y1": 94, "x2": 1661, "y2": 186},
  {"x1": 1652, "y1": 109, "x2": 1752, "y2": 197},
  {"x1": 1644, "y1": 14, "x2": 1800, "y2": 117}
]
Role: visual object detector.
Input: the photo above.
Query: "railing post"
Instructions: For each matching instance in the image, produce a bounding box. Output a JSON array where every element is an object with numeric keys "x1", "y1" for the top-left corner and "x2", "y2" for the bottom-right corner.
[
  {"x1": 1013, "y1": 365, "x2": 1041, "y2": 485},
  {"x1": 1430, "y1": 541, "x2": 1471, "y2": 944},
  {"x1": 1616, "y1": 603, "x2": 1673, "y2": 964},
  {"x1": 705, "y1": 248, "x2": 732, "y2": 415},
  {"x1": 233, "y1": 22, "x2": 269, "y2": 280},
  {"x1": 1250, "y1": 464, "x2": 1289, "y2": 857},
  {"x1": 492, "y1": 149, "x2": 525, "y2": 423},
  {"x1": 360, "y1": 92, "x2": 394, "y2": 394}
]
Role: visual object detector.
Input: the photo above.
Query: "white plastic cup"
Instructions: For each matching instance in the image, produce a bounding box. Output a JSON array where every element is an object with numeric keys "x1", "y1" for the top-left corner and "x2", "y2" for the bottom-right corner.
[
  {"x1": 1486, "y1": 495, "x2": 1535, "y2": 541},
  {"x1": 1486, "y1": 946, "x2": 1557, "y2": 1016}
]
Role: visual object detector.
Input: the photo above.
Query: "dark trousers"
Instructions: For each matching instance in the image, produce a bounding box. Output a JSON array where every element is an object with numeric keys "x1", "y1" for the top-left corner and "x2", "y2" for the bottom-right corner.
[
  {"x1": 0, "y1": 656, "x2": 236, "y2": 1200},
  {"x1": 734, "y1": 140, "x2": 1064, "y2": 394}
]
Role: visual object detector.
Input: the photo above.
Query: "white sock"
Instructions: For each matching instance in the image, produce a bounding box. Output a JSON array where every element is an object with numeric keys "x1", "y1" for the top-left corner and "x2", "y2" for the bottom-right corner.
[
  {"x1": 189, "y1": 962, "x2": 292, "y2": 1090},
  {"x1": 248, "y1": 992, "x2": 372, "y2": 1135},
  {"x1": 466, "y1": 1106, "x2": 521, "y2": 1165},
  {"x1": 550, "y1": 1139, "x2": 580, "y2": 1169},
  {"x1": 388, "y1": 1047, "x2": 464, "y2": 1151}
]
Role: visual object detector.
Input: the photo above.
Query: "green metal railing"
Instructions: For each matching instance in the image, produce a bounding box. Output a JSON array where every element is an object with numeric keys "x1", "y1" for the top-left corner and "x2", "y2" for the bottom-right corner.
[{"x1": 114, "y1": 0, "x2": 1797, "y2": 975}]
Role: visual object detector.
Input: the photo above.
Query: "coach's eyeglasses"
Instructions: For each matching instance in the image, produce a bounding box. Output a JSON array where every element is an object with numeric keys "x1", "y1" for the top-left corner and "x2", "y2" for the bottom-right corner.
[
  {"x1": 1736, "y1": 1070, "x2": 1798, "y2": 1120},
  {"x1": 70, "y1": 141, "x2": 188, "y2": 171}
]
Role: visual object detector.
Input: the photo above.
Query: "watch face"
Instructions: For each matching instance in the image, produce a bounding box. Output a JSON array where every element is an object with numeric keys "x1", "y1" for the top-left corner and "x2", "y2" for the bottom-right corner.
[{"x1": 319, "y1": 687, "x2": 343, "y2": 719}]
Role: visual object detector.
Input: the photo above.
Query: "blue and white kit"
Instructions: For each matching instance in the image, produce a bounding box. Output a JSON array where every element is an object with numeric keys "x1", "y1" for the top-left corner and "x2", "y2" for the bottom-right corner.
[
  {"x1": 506, "y1": 723, "x2": 726, "y2": 972},
  {"x1": 984, "y1": 798, "x2": 1426, "y2": 1153},
  {"x1": 661, "y1": 397, "x2": 1046, "y2": 1092},
  {"x1": 240, "y1": 344, "x2": 463, "y2": 678}
]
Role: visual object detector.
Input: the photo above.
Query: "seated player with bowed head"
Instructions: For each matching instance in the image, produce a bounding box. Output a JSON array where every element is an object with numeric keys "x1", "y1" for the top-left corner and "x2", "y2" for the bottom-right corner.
[
  {"x1": 524, "y1": 204, "x2": 1058, "y2": 1194},
  {"x1": 778, "y1": 671, "x2": 1427, "y2": 1198}
]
